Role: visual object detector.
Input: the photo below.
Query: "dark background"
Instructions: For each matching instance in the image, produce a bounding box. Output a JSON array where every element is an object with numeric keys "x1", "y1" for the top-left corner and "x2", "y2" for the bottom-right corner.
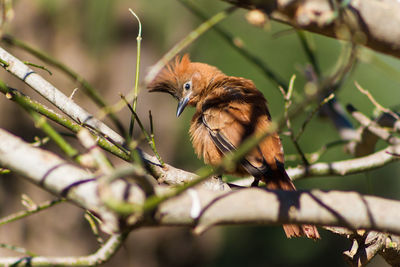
[{"x1": 0, "y1": 0, "x2": 399, "y2": 266}]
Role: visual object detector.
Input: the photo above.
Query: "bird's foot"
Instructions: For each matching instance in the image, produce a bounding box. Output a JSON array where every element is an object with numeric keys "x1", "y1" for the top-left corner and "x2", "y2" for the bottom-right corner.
[{"x1": 251, "y1": 178, "x2": 260, "y2": 187}]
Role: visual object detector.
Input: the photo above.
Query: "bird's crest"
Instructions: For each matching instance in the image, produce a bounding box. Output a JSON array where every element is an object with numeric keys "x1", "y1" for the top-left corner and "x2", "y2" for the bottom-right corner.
[{"x1": 148, "y1": 54, "x2": 192, "y2": 99}]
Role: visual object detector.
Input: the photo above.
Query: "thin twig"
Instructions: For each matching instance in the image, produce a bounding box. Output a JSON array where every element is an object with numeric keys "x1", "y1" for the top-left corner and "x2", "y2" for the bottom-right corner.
[
  {"x1": 295, "y1": 93, "x2": 335, "y2": 141},
  {"x1": 296, "y1": 30, "x2": 321, "y2": 77},
  {"x1": 178, "y1": 0, "x2": 287, "y2": 90},
  {"x1": 285, "y1": 139, "x2": 348, "y2": 163},
  {"x1": 9, "y1": 84, "x2": 83, "y2": 161},
  {"x1": 0, "y1": 243, "x2": 37, "y2": 257},
  {"x1": 30, "y1": 111, "x2": 80, "y2": 159},
  {"x1": 121, "y1": 95, "x2": 164, "y2": 166},
  {"x1": 0, "y1": 233, "x2": 128, "y2": 267},
  {"x1": 1, "y1": 35, "x2": 127, "y2": 137},
  {"x1": 0, "y1": 85, "x2": 130, "y2": 160},
  {"x1": 346, "y1": 104, "x2": 400, "y2": 145},
  {"x1": 0, "y1": 198, "x2": 64, "y2": 226},
  {"x1": 0, "y1": 46, "x2": 126, "y2": 146},
  {"x1": 84, "y1": 211, "x2": 104, "y2": 245},
  {"x1": 284, "y1": 42, "x2": 357, "y2": 139},
  {"x1": 282, "y1": 75, "x2": 309, "y2": 166},
  {"x1": 355, "y1": 81, "x2": 400, "y2": 121},
  {"x1": 99, "y1": 7, "x2": 236, "y2": 122},
  {"x1": 23, "y1": 61, "x2": 52, "y2": 75},
  {"x1": 8, "y1": 86, "x2": 90, "y2": 163},
  {"x1": 21, "y1": 194, "x2": 36, "y2": 210},
  {"x1": 128, "y1": 8, "x2": 142, "y2": 137},
  {"x1": 149, "y1": 110, "x2": 165, "y2": 167},
  {"x1": 144, "y1": 6, "x2": 236, "y2": 85}
]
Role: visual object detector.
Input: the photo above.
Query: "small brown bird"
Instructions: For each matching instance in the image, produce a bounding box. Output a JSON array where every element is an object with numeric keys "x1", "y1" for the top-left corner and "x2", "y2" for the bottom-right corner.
[{"x1": 148, "y1": 55, "x2": 320, "y2": 239}]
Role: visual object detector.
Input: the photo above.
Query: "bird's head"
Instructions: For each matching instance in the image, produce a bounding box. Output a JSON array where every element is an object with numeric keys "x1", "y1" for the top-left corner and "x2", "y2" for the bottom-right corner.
[{"x1": 148, "y1": 54, "x2": 222, "y2": 117}]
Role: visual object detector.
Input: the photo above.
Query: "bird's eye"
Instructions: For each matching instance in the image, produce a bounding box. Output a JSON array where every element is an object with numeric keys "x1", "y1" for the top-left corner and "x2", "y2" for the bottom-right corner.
[{"x1": 184, "y1": 81, "x2": 191, "y2": 90}]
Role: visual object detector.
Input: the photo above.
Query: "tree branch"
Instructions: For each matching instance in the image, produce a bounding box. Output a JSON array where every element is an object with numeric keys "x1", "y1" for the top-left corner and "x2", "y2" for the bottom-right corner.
[
  {"x1": 343, "y1": 231, "x2": 400, "y2": 267},
  {"x1": 222, "y1": 0, "x2": 400, "y2": 59},
  {"x1": 2, "y1": 127, "x2": 400, "y2": 237},
  {"x1": 162, "y1": 143, "x2": 400, "y2": 187},
  {"x1": 0, "y1": 128, "x2": 135, "y2": 233},
  {"x1": 0, "y1": 46, "x2": 125, "y2": 145},
  {"x1": 155, "y1": 186, "x2": 400, "y2": 238},
  {"x1": 0, "y1": 233, "x2": 127, "y2": 267}
]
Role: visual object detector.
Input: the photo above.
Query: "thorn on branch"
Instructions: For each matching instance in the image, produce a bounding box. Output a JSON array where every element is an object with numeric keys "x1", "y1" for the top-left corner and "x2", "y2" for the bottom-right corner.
[
  {"x1": 23, "y1": 61, "x2": 52, "y2": 75},
  {"x1": 69, "y1": 87, "x2": 79, "y2": 99}
]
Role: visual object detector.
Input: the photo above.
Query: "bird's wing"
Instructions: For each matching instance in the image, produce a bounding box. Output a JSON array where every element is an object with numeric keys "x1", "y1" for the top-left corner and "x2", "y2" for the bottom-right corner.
[{"x1": 202, "y1": 101, "x2": 282, "y2": 177}]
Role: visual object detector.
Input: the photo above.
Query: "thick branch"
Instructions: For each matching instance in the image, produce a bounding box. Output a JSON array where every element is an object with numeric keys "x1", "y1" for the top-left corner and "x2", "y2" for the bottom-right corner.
[
  {"x1": 343, "y1": 231, "x2": 400, "y2": 267},
  {"x1": 3, "y1": 128, "x2": 400, "y2": 237},
  {"x1": 156, "y1": 185, "x2": 400, "y2": 237},
  {"x1": 0, "y1": 128, "x2": 139, "y2": 233},
  {"x1": 223, "y1": 0, "x2": 400, "y2": 59}
]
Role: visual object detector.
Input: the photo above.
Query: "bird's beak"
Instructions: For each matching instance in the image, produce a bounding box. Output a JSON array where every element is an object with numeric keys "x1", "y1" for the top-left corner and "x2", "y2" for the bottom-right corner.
[{"x1": 176, "y1": 95, "x2": 190, "y2": 117}]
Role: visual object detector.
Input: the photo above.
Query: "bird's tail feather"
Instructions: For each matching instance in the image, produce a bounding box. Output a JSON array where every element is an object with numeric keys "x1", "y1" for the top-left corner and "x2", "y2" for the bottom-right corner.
[{"x1": 264, "y1": 169, "x2": 320, "y2": 240}]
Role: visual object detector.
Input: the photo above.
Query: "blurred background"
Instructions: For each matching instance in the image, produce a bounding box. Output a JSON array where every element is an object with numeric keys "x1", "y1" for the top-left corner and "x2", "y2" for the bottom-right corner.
[{"x1": 0, "y1": 0, "x2": 400, "y2": 266}]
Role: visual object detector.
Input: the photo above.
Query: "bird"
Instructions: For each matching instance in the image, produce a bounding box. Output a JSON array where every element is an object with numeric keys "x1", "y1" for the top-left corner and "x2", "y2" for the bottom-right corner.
[{"x1": 148, "y1": 54, "x2": 320, "y2": 239}]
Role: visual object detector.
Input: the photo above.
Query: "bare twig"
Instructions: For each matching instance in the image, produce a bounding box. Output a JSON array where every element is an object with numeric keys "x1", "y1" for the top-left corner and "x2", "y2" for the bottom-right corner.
[
  {"x1": 179, "y1": 0, "x2": 287, "y2": 90},
  {"x1": 296, "y1": 30, "x2": 320, "y2": 76},
  {"x1": 0, "y1": 198, "x2": 64, "y2": 226},
  {"x1": 0, "y1": 46, "x2": 126, "y2": 146},
  {"x1": 0, "y1": 243, "x2": 37, "y2": 257},
  {"x1": 128, "y1": 8, "x2": 142, "y2": 137},
  {"x1": 23, "y1": 61, "x2": 52, "y2": 75},
  {"x1": 347, "y1": 104, "x2": 400, "y2": 146},
  {"x1": 0, "y1": 233, "x2": 128, "y2": 267},
  {"x1": 144, "y1": 6, "x2": 236, "y2": 85},
  {"x1": 2, "y1": 35, "x2": 127, "y2": 137},
  {"x1": 295, "y1": 93, "x2": 335, "y2": 141},
  {"x1": 84, "y1": 211, "x2": 105, "y2": 245},
  {"x1": 0, "y1": 85, "x2": 130, "y2": 160},
  {"x1": 282, "y1": 75, "x2": 309, "y2": 165},
  {"x1": 285, "y1": 139, "x2": 348, "y2": 163},
  {"x1": 355, "y1": 81, "x2": 400, "y2": 121},
  {"x1": 148, "y1": 110, "x2": 165, "y2": 167},
  {"x1": 121, "y1": 95, "x2": 164, "y2": 166}
]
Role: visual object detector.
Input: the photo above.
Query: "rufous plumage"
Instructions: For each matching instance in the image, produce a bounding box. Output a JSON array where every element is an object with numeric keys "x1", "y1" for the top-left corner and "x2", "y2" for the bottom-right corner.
[{"x1": 148, "y1": 54, "x2": 320, "y2": 239}]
